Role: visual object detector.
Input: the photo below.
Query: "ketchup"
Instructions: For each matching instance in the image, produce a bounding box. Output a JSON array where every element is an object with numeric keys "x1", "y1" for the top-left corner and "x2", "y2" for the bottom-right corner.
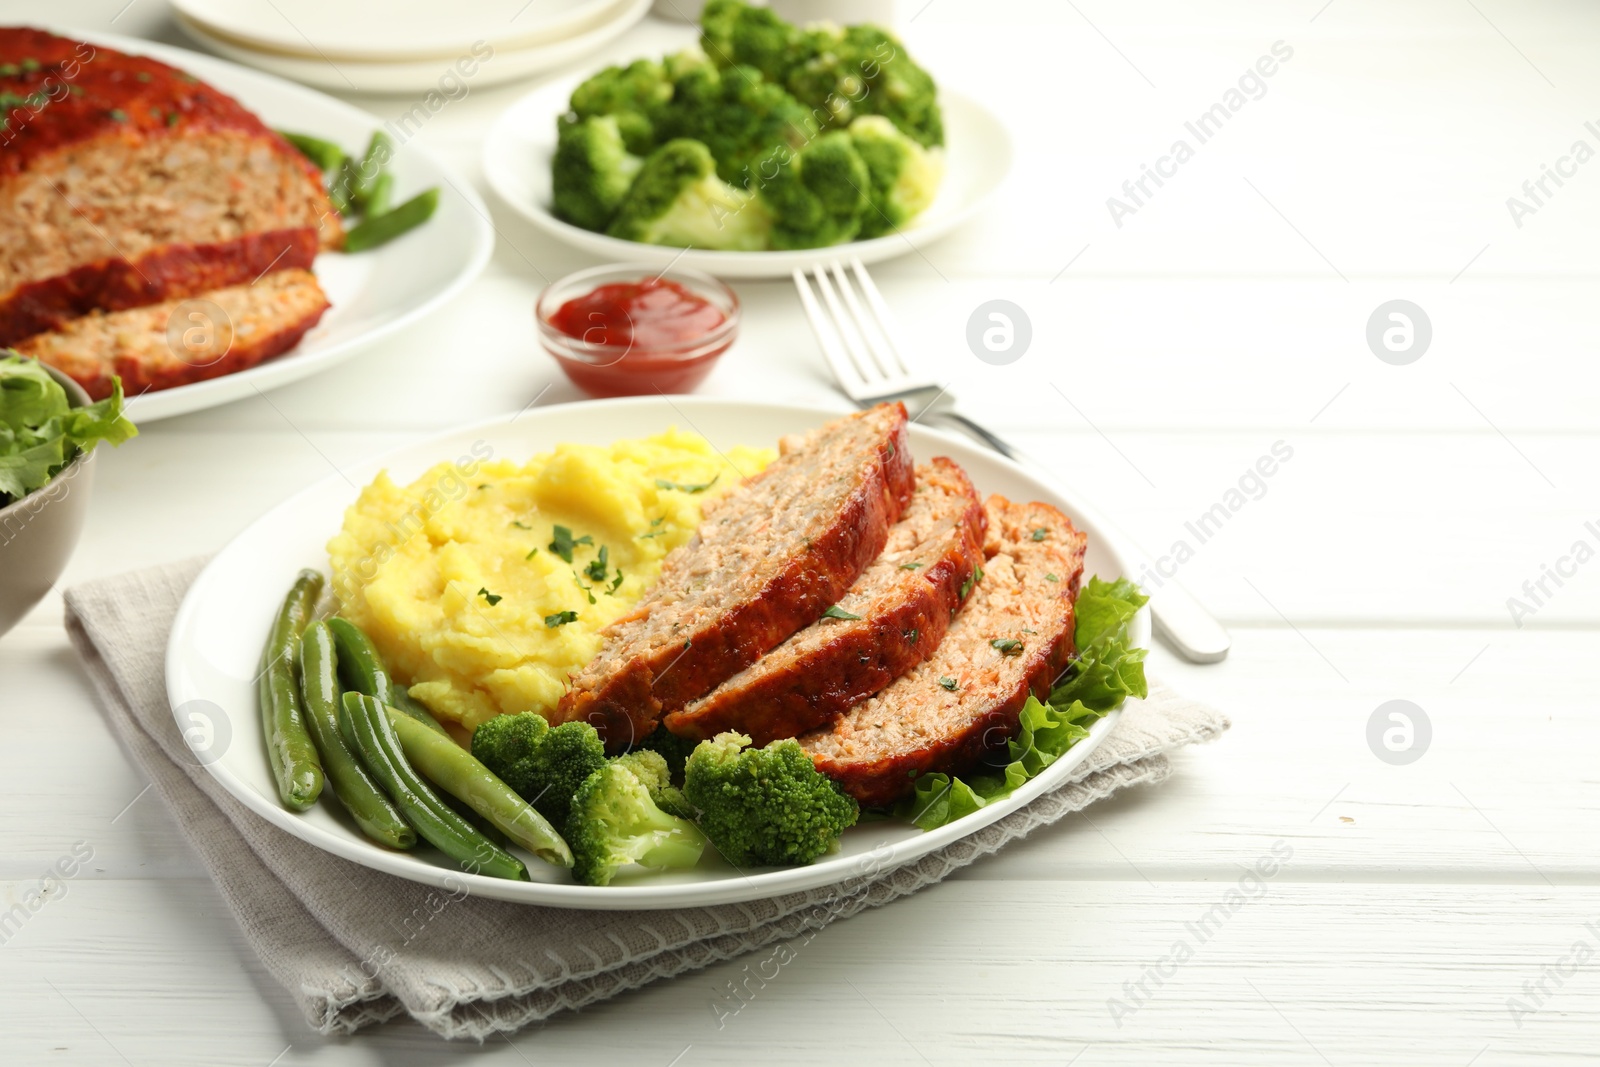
[{"x1": 548, "y1": 278, "x2": 726, "y2": 350}]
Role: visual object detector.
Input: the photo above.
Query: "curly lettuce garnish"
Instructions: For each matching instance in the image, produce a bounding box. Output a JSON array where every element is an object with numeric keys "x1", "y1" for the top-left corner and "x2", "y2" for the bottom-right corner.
[{"x1": 898, "y1": 577, "x2": 1150, "y2": 830}]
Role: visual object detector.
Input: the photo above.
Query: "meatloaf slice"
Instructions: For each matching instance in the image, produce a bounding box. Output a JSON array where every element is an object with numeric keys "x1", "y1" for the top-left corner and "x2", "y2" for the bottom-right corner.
[
  {"x1": 13, "y1": 268, "x2": 330, "y2": 399},
  {"x1": 798, "y1": 495, "x2": 1089, "y2": 806},
  {"x1": 0, "y1": 228, "x2": 319, "y2": 346},
  {"x1": 0, "y1": 28, "x2": 340, "y2": 307},
  {"x1": 666, "y1": 457, "x2": 985, "y2": 746},
  {"x1": 556, "y1": 402, "x2": 916, "y2": 748}
]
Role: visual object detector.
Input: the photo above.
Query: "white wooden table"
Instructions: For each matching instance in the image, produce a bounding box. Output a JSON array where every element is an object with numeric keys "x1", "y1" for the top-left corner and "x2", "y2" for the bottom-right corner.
[{"x1": 4, "y1": 1, "x2": 1597, "y2": 1062}]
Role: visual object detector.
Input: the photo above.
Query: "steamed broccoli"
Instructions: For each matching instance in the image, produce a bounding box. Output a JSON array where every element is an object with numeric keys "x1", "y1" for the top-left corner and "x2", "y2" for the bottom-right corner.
[
  {"x1": 470, "y1": 713, "x2": 607, "y2": 835},
  {"x1": 700, "y1": 0, "x2": 798, "y2": 78},
  {"x1": 567, "y1": 58, "x2": 672, "y2": 154},
  {"x1": 786, "y1": 23, "x2": 944, "y2": 148},
  {"x1": 683, "y1": 732, "x2": 859, "y2": 866},
  {"x1": 638, "y1": 723, "x2": 698, "y2": 783},
  {"x1": 552, "y1": 115, "x2": 642, "y2": 232},
  {"x1": 656, "y1": 62, "x2": 815, "y2": 186},
  {"x1": 848, "y1": 115, "x2": 944, "y2": 238},
  {"x1": 754, "y1": 130, "x2": 871, "y2": 249},
  {"x1": 607, "y1": 138, "x2": 772, "y2": 250},
  {"x1": 612, "y1": 749, "x2": 697, "y2": 820},
  {"x1": 568, "y1": 762, "x2": 708, "y2": 886}
]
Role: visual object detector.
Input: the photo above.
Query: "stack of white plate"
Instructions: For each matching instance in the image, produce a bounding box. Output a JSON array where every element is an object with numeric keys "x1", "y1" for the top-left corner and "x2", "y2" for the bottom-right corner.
[{"x1": 171, "y1": 0, "x2": 652, "y2": 93}]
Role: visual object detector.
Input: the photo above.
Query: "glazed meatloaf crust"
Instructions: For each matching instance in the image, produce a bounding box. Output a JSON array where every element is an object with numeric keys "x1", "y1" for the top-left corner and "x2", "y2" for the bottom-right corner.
[
  {"x1": 13, "y1": 268, "x2": 330, "y2": 398},
  {"x1": 556, "y1": 403, "x2": 916, "y2": 748},
  {"x1": 799, "y1": 495, "x2": 1089, "y2": 806},
  {"x1": 0, "y1": 28, "x2": 340, "y2": 313},
  {"x1": 665, "y1": 457, "x2": 986, "y2": 746},
  {"x1": 0, "y1": 227, "x2": 319, "y2": 346}
]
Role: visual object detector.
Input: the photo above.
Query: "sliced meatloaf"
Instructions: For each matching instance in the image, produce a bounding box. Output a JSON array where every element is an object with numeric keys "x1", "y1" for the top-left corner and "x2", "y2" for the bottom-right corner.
[
  {"x1": 666, "y1": 457, "x2": 985, "y2": 746},
  {"x1": 799, "y1": 495, "x2": 1089, "y2": 806},
  {"x1": 13, "y1": 268, "x2": 330, "y2": 398},
  {"x1": 0, "y1": 28, "x2": 340, "y2": 321},
  {"x1": 0, "y1": 227, "x2": 319, "y2": 346},
  {"x1": 556, "y1": 402, "x2": 916, "y2": 748}
]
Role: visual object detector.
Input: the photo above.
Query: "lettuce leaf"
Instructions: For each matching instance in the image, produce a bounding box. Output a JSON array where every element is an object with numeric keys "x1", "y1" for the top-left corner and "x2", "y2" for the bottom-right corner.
[
  {"x1": 0, "y1": 355, "x2": 136, "y2": 505},
  {"x1": 897, "y1": 574, "x2": 1150, "y2": 831}
]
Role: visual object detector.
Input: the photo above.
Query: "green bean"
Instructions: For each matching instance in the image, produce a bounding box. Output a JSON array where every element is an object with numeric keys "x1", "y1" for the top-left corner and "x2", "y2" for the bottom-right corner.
[
  {"x1": 259, "y1": 570, "x2": 325, "y2": 810},
  {"x1": 342, "y1": 188, "x2": 439, "y2": 252},
  {"x1": 297, "y1": 622, "x2": 415, "y2": 849},
  {"x1": 363, "y1": 171, "x2": 394, "y2": 217},
  {"x1": 278, "y1": 130, "x2": 346, "y2": 173},
  {"x1": 352, "y1": 130, "x2": 394, "y2": 210},
  {"x1": 385, "y1": 708, "x2": 573, "y2": 868},
  {"x1": 326, "y1": 617, "x2": 451, "y2": 736},
  {"x1": 328, "y1": 157, "x2": 360, "y2": 216},
  {"x1": 341, "y1": 694, "x2": 529, "y2": 881}
]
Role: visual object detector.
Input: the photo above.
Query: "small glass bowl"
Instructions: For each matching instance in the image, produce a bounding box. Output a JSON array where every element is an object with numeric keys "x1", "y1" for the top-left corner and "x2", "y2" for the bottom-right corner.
[{"x1": 534, "y1": 263, "x2": 740, "y2": 398}]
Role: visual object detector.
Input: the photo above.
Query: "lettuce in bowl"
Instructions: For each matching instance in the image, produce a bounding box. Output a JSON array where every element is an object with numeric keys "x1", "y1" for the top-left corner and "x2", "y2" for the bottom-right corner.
[{"x1": 0, "y1": 353, "x2": 136, "y2": 508}]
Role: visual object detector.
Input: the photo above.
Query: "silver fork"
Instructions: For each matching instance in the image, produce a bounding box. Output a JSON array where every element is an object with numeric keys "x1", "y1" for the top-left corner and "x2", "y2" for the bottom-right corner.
[{"x1": 793, "y1": 257, "x2": 1231, "y2": 664}]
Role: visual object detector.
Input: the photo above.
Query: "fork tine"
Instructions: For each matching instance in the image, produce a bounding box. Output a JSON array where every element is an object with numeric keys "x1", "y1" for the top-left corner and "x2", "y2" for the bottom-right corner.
[
  {"x1": 810, "y1": 263, "x2": 883, "y2": 389},
  {"x1": 793, "y1": 266, "x2": 868, "y2": 396},
  {"x1": 849, "y1": 256, "x2": 914, "y2": 379},
  {"x1": 825, "y1": 260, "x2": 897, "y2": 384}
]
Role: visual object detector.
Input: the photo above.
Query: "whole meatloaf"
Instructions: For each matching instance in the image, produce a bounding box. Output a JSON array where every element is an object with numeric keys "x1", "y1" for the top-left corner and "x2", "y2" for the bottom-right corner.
[
  {"x1": 665, "y1": 457, "x2": 986, "y2": 746},
  {"x1": 556, "y1": 403, "x2": 916, "y2": 748},
  {"x1": 12, "y1": 268, "x2": 330, "y2": 399},
  {"x1": 0, "y1": 28, "x2": 339, "y2": 384},
  {"x1": 799, "y1": 495, "x2": 1089, "y2": 806}
]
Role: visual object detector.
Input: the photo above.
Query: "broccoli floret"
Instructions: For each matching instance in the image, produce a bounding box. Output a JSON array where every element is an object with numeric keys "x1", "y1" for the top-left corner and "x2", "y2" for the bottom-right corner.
[
  {"x1": 552, "y1": 115, "x2": 642, "y2": 232},
  {"x1": 612, "y1": 750, "x2": 698, "y2": 820},
  {"x1": 782, "y1": 23, "x2": 944, "y2": 148},
  {"x1": 638, "y1": 723, "x2": 698, "y2": 783},
  {"x1": 683, "y1": 732, "x2": 859, "y2": 867},
  {"x1": 568, "y1": 58, "x2": 673, "y2": 154},
  {"x1": 655, "y1": 61, "x2": 815, "y2": 187},
  {"x1": 848, "y1": 115, "x2": 943, "y2": 238},
  {"x1": 699, "y1": 0, "x2": 798, "y2": 77},
  {"x1": 754, "y1": 130, "x2": 871, "y2": 249},
  {"x1": 568, "y1": 763, "x2": 708, "y2": 886},
  {"x1": 607, "y1": 138, "x2": 772, "y2": 250},
  {"x1": 471, "y1": 713, "x2": 606, "y2": 835}
]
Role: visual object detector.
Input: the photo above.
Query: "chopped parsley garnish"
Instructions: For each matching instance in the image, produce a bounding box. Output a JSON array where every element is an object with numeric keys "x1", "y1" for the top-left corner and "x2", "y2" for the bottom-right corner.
[
  {"x1": 108, "y1": 108, "x2": 127, "y2": 122},
  {"x1": 548, "y1": 524, "x2": 592, "y2": 562},
  {"x1": 165, "y1": 111, "x2": 179, "y2": 127},
  {"x1": 511, "y1": 520, "x2": 531, "y2": 530},
  {"x1": 572, "y1": 572, "x2": 597, "y2": 605},
  {"x1": 938, "y1": 676, "x2": 959, "y2": 691},
  {"x1": 1032, "y1": 528, "x2": 1049, "y2": 541},
  {"x1": 476, "y1": 587, "x2": 502, "y2": 607},
  {"x1": 960, "y1": 566, "x2": 984, "y2": 599},
  {"x1": 655, "y1": 475, "x2": 719, "y2": 494},
  {"x1": 583, "y1": 545, "x2": 610, "y2": 582},
  {"x1": 607, "y1": 570, "x2": 625, "y2": 595},
  {"x1": 1044, "y1": 573, "x2": 1059, "y2": 583},
  {"x1": 991, "y1": 638, "x2": 1024, "y2": 656},
  {"x1": 904, "y1": 628, "x2": 919, "y2": 642},
  {"x1": 525, "y1": 547, "x2": 538, "y2": 560},
  {"x1": 544, "y1": 610, "x2": 579, "y2": 628},
  {"x1": 822, "y1": 605, "x2": 863, "y2": 621},
  {"x1": 20, "y1": 58, "x2": 40, "y2": 73},
  {"x1": 899, "y1": 562, "x2": 922, "y2": 570}
]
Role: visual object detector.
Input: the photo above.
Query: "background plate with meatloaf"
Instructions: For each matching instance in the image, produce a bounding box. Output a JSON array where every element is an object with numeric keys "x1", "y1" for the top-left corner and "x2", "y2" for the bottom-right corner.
[
  {"x1": 166, "y1": 397, "x2": 1149, "y2": 910},
  {"x1": 28, "y1": 28, "x2": 494, "y2": 423}
]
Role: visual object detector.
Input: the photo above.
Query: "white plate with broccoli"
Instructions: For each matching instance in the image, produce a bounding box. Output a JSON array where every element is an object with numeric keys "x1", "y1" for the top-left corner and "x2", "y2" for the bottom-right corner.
[
  {"x1": 166, "y1": 398, "x2": 1146, "y2": 909},
  {"x1": 481, "y1": 2, "x2": 1013, "y2": 278}
]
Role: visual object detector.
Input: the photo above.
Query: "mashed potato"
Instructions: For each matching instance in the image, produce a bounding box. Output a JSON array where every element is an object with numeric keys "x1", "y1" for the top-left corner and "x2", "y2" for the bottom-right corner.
[{"x1": 328, "y1": 430, "x2": 773, "y2": 730}]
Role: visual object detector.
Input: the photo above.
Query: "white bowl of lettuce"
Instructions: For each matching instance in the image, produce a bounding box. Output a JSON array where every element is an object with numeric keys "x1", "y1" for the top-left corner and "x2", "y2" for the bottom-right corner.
[{"x1": 0, "y1": 355, "x2": 137, "y2": 636}]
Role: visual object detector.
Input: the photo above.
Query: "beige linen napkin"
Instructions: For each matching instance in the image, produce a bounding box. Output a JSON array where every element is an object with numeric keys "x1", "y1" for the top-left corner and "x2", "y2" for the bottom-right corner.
[{"x1": 64, "y1": 557, "x2": 1229, "y2": 1041}]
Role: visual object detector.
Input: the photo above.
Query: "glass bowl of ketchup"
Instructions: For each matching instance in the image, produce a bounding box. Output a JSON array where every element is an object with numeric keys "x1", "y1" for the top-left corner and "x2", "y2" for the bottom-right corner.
[{"x1": 536, "y1": 264, "x2": 739, "y2": 398}]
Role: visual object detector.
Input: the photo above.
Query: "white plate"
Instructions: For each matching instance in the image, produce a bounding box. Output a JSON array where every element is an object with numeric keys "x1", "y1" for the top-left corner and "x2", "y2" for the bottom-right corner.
[
  {"x1": 166, "y1": 398, "x2": 1149, "y2": 909},
  {"x1": 173, "y1": 0, "x2": 652, "y2": 94},
  {"x1": 170, "y1": 0, "x2": 627, "y2": 62},
  {"x1": 57, "y1": 30, "x2": 494, "y2": 424},
  {"x1": 482, "y1": 75, "x2": 1014, "y2": 279}
]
